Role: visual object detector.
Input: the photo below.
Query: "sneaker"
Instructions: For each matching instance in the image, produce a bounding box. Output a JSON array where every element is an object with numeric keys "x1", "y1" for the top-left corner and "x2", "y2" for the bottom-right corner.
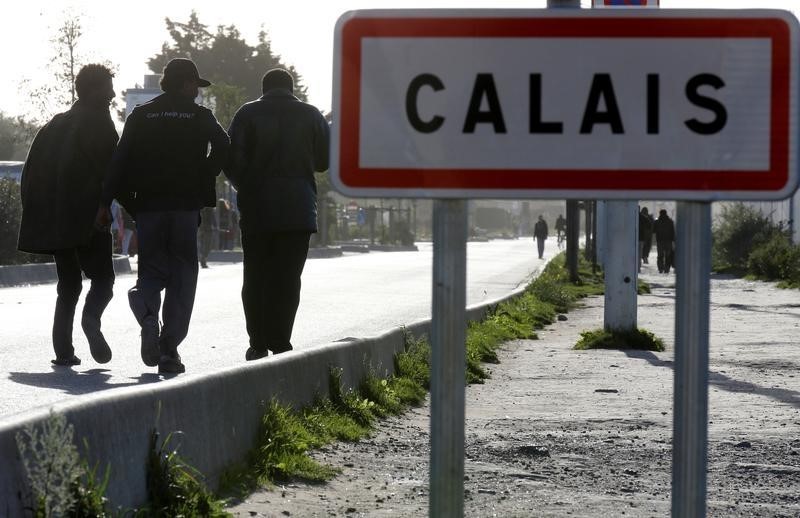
[
  {"x1": 82, "y1": 315, "x2": 112, "y2": 364},
  {"x1": 245, "y1": 347, "x2": 268, "y2": 361},
  {"x1": 52, "y1": 355, "x2": 81, "y2": 366},
  {"x1": 141, "y1": 316, "x2": 160, "y2": 367},
  {"x1": 158, "y1": 350, "x2": 185, "y2": 374}
]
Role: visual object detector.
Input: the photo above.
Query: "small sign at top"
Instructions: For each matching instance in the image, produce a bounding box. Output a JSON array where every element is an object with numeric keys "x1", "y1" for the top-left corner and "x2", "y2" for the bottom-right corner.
[{"x1": 594, "y1": 0, "x2": 659, "y2": 7}]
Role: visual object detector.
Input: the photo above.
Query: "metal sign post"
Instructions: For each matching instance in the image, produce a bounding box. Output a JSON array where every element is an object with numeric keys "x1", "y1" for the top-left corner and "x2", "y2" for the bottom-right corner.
[
  {"x1": 430, "y1": 199, "x2": 468, "y2": 517},
  {"x1": 672, "y1": 201, "x2": 712, "y2": 517}
]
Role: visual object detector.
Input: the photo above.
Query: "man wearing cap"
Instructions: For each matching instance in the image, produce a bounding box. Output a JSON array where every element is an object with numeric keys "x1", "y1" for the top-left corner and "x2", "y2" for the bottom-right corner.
[
  {"x1": 98, "y1": 58, "x2": 229, "y2": 374},
  {"x1": 225, "y1": 68, "x2": 329, "y2": 361}
]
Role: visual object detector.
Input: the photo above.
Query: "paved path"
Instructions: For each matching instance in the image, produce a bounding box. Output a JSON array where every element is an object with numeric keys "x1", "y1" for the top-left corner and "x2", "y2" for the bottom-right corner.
[
  {"x1": 0, "y1": 238, "x2": 557, "y2": 421},
  {"x1": 228, "y1": 263, "x2": 800, "y2": 517}
]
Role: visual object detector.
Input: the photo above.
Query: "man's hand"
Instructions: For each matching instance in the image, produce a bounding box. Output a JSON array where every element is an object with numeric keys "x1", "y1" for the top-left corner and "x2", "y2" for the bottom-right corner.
[{"x1": 94, "y1": 206, "x2": 111, "y2": 232}]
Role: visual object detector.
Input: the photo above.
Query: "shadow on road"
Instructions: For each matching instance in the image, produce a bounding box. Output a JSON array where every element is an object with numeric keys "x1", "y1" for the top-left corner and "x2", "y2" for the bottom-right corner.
[
  {"x1": 8, "y1": 368, "x2": 162, "y2": 394},
  {"x1": 623, "y1": 350, "x2": 800, "y2": 410}
]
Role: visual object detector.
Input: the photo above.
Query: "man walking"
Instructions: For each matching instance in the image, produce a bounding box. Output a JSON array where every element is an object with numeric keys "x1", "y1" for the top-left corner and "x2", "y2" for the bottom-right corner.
[
  {"x1": 18, "y1": 64, "x2": 118, "y2": 366},
  {"x1": 225, "y1": 68, "x2": 329, "y2": 361},
  {"x1": 653, "y1": 209, "x2": 676, "y2": 274},
  {"x1": 99, "y1": 58, "x2": 229, "y2": 374},
  {"x1": 533, "y1": 215, "x2": 549, "y2": 259}
]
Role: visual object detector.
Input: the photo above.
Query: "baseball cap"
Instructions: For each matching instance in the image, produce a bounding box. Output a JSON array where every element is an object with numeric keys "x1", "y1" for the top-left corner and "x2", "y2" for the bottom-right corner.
[{"x1": 163, "y1": 58, "x2": 212, "y2": 87}]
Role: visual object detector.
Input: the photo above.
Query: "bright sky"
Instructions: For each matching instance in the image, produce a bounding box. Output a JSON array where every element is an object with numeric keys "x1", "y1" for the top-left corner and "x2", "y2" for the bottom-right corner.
[{"x1": 0, "y1": 0, "x2": 797, "y2": 119}]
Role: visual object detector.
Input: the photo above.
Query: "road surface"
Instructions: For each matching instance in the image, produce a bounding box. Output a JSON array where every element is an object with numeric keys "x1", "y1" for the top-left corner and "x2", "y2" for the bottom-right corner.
[{"x1": 0, "y1": 238, "x2": 557, "y2": 421}]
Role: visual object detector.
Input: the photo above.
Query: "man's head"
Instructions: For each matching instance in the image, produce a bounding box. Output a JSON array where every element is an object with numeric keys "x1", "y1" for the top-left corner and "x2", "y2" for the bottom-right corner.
[
  {"x1": 659, "y1": 209, "x2": 668, "y2": 217},
  {"x1": 75, "y1": 64, "x2": 115, "y2": 108},
  {"x1": 641, "y1": 207, "x2": 649, "y2": 215},
  {"x1": 538, "y1": 215, "x2": 544, "y2": 221},
  {"x1": 262, "y1": 68, "x2": 293, "y2": 94},
  {"x1": 160, "y1": 58, "x2": 211, "y2": 98}
]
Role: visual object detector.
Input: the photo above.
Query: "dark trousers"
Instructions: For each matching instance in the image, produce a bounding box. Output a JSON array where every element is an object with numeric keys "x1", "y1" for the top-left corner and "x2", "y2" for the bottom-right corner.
[
  {"x1": 134, "y1": 211, "x2": 199, "y2": 351},
  {"x1": 536, "y1": 237, "x2": 546, "y2": 259},
  {"x1": 241, "y1": 230, "x2": 310, "y2": 353},
  {"x1": 657, "y1": 240, "x2": 674, "y2": 273},
  {"x1": 52, "y1": 231, "x2": 114, "y2": 359}
]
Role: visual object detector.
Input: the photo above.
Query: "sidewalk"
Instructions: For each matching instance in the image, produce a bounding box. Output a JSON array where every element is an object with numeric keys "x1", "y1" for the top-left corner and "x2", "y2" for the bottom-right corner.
[{"x1": 227, "y1": 266, "x2": 800, "y2": 517}]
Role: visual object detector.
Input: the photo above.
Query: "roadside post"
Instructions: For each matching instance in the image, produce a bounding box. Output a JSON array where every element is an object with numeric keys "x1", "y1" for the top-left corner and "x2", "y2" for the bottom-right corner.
[{"x1": 332, "y1": 9, "x2": 798, "y2": 517}]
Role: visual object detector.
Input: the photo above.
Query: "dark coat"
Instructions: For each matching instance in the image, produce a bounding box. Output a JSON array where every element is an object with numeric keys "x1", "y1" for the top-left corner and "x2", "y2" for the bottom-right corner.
[
  {"x1": 101, "y1": 92, "x2": 229, "y2": 214},
  {"x1": 639, "y1": 211, "x2": 654, "y2": 241},
  {"x1": 534, "y1": 219, "x2": 549, "y2": 239},
  {"x1": 17, "y1": 101, "x2": 118, "y2": 253},
  {"x1": 653, "y1": 214, "x2": 676, "y2": 243},
  {"x1": 225, "y1": 89, "x2": 330, "y2": 233}
]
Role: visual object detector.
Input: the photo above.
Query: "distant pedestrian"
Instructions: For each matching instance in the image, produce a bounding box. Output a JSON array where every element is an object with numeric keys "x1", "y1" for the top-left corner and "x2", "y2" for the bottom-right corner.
[
  {"x1": 17, "y1": 64, "x2": 118, "y2": 367},
  {"x1": 533, "y1": 215, "x2": 549, "y2": 259},
  {"x1": 643, "y1": 208, "x2": 655, "y2": 264},
  {"x1": 216, "y1": 198, "x2": 234, "y2": 250},
  {"x1": 98, "y1": 58, "x2": 230, "y2": 374},
  {"x1": 198, "y1": 205, "x2": 216, "y2": 268},
  {"x1": 653, "y1": 209, "x2": 676, "y2": 274},
  {"x1": 555, "y1": 214, "x2": 566, "y2": 246},
  {"x1": 638, "y1": 207, "x2": 653, "y2": 272},
  {"x1": 225, "y1": 68, "x2": 329, "y2": 361}
]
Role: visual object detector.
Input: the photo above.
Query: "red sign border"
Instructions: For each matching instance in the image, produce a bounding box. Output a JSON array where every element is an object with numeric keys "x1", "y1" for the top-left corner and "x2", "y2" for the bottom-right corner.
[{"x1": 336, "y1": 14, "x2": 794, "y2": 196}]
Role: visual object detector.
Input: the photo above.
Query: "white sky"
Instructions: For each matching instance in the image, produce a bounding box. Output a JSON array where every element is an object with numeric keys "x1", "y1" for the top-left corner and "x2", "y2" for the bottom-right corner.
[{"x1": 0, "y1": 0, "x2": 797, "y2": 118}]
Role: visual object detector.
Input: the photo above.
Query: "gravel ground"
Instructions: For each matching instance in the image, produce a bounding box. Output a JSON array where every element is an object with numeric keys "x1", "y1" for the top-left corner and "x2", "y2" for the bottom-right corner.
[{"x1": 227, "y1": 267, "x2": 800, "y2": 517}]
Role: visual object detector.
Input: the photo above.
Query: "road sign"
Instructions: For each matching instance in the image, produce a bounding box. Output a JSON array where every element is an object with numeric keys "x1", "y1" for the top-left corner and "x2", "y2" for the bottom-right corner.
[
  {"x1": 332, "y1": 9, "x2": 799, "y2": 200},
  {"x1": 594, "y1": 0, "x2": 659, "y2": 7}
]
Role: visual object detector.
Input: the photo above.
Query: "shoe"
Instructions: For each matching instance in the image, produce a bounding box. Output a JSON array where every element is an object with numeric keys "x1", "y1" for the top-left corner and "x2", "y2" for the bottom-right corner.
[
  {"x1": 82, "y1": 315, "x2": 112, "y2": 364},
  {"x1": 141, "y1": 316, "x2": 160, "y2": 367},
  {"x1": 245, "y1": 347, "x2": 268, "y2": 361},
  {"x1": 52, "y1": 355, "x2": 81, "y2": 366},
  {"x1": 200, "y1": 261, "x2": 208, "y2": 269},
  {"x1": 158, "y1": 350, "x2": 185, "y2": 374}
]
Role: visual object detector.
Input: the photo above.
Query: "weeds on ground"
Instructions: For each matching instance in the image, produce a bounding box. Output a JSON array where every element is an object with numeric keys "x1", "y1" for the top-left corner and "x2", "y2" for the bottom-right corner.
[
  {"x1": 574, "y1": 328, "x2": 665, "y2": 352},
  {"x1": 15, "y1": 411, "x2": 110, "y2": 517},
  {"x1": 144, "y1": 429, "x2": 229, "y2": 517},
  {"x1": 16, "y1": 412, "x2": 83, "y2": 517}
]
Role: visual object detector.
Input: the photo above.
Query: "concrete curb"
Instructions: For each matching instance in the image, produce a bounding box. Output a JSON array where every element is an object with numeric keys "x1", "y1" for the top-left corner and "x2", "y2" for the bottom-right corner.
[
  {"x1": 0, "y1": 282, "x2": 530, "y2": 514},
  {"x1": 0, "y1": 256, "x2": 132, "y2": 288}
]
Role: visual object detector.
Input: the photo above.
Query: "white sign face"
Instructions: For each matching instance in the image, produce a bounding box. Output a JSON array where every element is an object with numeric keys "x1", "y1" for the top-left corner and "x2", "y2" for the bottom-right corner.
[
  {"x1": 359, "y1": 38, "x2": 771, "y2": 172},
  {"x1": 333, "y1": 9, "x2": 799, "y2": 200}
]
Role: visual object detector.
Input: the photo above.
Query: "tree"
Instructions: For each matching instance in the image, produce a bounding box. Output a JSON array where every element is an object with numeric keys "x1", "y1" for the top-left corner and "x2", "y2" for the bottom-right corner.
[
  {"x1": 0, "y1": 113, "x2": 37, "y2": 160},
  {"x1": 148, "y1": 11, "x2": 309, "y2": 110},
  {"x1": 21, "y1": 11, "x2": 117, "y2": 127}
]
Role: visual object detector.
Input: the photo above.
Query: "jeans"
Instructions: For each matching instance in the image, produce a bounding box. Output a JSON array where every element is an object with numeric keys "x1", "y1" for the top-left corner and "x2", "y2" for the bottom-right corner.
[{"x1": 133, "y1": 210, "x2": 200, "y2": 351}]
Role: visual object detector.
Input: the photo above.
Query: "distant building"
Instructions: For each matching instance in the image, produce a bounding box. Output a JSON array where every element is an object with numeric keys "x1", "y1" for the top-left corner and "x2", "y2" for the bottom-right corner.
[{"x1": 123, "y1": 75, "x2": 162, "y2": 119}]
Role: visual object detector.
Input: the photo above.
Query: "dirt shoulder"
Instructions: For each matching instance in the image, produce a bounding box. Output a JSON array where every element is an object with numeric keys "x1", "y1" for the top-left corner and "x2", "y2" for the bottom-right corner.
[{"x1": 227, "y1": 272, "x2": 800, "y2": 517}]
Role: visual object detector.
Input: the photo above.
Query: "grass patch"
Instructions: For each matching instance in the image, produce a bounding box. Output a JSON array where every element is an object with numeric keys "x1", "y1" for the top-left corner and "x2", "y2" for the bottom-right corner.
[
  {"x1": 144, "y1": 429, "x2": 229, "y2": 517},
  {"x1": 574, "y1": 328, "x2": 665, "y2": 352}
]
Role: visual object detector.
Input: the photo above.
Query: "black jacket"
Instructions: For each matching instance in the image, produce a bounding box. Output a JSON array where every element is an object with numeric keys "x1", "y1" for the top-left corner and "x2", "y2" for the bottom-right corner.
[
  {"x1": 653, "y1": 214, "x2": 676, "y2": 243},
  {"x1": 102, "y1": 92, "x2": 229, "y2": 213},
  {"x1": 225, "y1": 89, "x2": 329, "y2": 233},
  {"x1": 18, "y1": 100, "x2": 118, "y2": 253}
]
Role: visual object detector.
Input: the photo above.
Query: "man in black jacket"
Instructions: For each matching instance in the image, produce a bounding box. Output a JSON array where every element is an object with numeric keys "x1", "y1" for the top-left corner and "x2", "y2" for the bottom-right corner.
[
  {"x1": 225, "y1": 68, "x2": 329, "y2": 361},
  {"x1": 653, "y1": 209, "x2": 676, "y2": 274},
  {"x1": 18, "y1": 64, "x2": 118, "y2": 366},
  {"x1": 99, "y1": 58, "x2": 229, "y2": 374}
]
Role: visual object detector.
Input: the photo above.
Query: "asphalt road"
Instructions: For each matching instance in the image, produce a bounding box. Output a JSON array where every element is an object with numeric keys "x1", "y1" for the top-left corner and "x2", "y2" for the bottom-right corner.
[{"x1": 0, "y1": 238, "x2": 556, "y2": 421}]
